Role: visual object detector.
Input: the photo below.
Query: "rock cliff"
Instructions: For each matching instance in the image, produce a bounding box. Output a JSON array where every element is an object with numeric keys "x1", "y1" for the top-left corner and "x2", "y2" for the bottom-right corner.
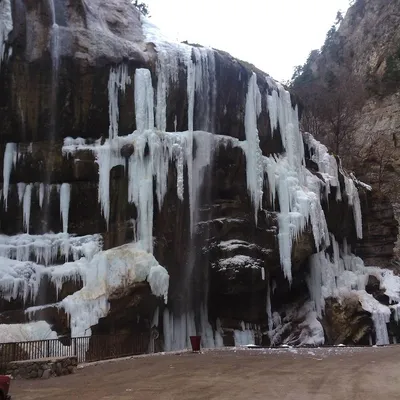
[{"x1": 0, "y1": 0, "x2": 399, "y2": 352}]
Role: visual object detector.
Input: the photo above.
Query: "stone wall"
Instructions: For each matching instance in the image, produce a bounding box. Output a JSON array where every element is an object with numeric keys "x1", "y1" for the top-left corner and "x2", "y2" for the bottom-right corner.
[{"x1": 6, "y1": 356, "x2": 77, "y2": 379}]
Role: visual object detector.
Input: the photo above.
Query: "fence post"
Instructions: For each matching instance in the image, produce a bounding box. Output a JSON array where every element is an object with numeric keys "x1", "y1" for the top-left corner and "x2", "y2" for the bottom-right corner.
[
  {"x1": 47, "y1": 340, "x2": 50, "y2": 358},
  {"x1": 12, "y1": 343, "x2": 16, "y2": 361}
]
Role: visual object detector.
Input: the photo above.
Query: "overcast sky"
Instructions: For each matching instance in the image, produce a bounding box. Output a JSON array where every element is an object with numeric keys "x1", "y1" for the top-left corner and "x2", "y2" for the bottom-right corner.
[{"x1": 145, "y1": 0, "x2": 350, "y2": 82}]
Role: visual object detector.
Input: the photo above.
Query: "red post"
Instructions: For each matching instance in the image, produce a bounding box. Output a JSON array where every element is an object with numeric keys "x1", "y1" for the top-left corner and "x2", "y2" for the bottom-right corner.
[{"x1": 189, "y1": 336, "x2": 201, "y2": 352}]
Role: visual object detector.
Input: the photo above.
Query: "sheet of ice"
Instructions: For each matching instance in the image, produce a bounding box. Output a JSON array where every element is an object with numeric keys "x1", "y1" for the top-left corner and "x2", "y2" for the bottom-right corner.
[
  {"x1": 193, "y1": 47, "x2": 216, "y2": 133},
  {"x1": 108, "y1": 64, "x2": 131, "y2": 139},
  {"x1": 142, "y1": 16, "x2": 192, "y2": 132},
  {"x1": 134, "y1": 69, "x2": 155, "y2": 131},
  {"x1": 3, "y1": 142, "x2": 17, "y2": 210},
  {"x1": 0, "y1": 321, "x2": 57, "y2": 343},
  {"x1": 344, "y1": 175, "x2": 363, "y2": 239},
  {"x1": 163, "y1": 308, "x2": 196, "y2": 351},
  {"x1": 264, "y1": 155, "x2": 329, "y2": 283},
  {"x1": 63, "y1": 130, "x2": 213, "y2": 248},
  {"x1": 234, "y1": 322, "x2": 257, "y2": 346},
  {"x1": 188, "y1": 131, "x2": 214, "y2": 234},
  {"x1": 0, "y1": 233, "x2": 102, "y2": 266},
  {"x1": 242, "y1": 73, "x2": 263, "y2": 224},
  {"x1": 267, "y1": 83, "x2": 304, "y2": 169},
  {"x1": 0, "y1": 0, "x2": 12, "y2": 65}
]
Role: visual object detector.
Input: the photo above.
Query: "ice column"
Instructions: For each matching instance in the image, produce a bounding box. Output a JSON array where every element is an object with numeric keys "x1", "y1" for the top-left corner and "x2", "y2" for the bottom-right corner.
[
  {"x1": 22, "y1": 184, "x2": 32, "y2": 233},
  {"x1": 60, "y1": 183, "x2": 71, "y2": 233},
  {"x1": 134, "y1": 69, "x2": 155, "y2": 131},
  {"x1": 243, "y1": 73, "x2": 263, "y2": 224},
  {"x1": 3, "y1": 143, "x2": 17, "y2": 210}
]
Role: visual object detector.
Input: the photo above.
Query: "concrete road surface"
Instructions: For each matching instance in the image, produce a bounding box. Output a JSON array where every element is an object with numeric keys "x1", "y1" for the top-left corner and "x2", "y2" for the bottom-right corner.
[{"x1": 12, "y1": 346, "x2": 400, "y2": 400}]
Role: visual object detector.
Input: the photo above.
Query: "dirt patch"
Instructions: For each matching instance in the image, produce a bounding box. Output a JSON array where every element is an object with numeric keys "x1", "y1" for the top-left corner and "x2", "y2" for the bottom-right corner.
[{"x1": 11, "y1": 346, "x2": 400, "y2": 399}]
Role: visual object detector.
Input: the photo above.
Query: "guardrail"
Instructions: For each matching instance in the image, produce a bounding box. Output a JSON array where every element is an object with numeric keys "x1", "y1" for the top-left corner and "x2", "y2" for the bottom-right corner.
[{"x1": 0, "y1": 333, "x2": 150, "y2": 373}]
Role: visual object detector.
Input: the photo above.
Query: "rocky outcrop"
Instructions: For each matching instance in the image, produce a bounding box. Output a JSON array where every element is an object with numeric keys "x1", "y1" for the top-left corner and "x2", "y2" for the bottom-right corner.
[{"x1": 356, "y1": 190, "x2": 399, "y2": 267}]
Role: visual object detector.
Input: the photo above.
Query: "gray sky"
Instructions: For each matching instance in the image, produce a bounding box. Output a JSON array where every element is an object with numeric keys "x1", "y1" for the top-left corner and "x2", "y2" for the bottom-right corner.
[{"x1": 145, "y1": 0, "x2": 350, "y2": 82}]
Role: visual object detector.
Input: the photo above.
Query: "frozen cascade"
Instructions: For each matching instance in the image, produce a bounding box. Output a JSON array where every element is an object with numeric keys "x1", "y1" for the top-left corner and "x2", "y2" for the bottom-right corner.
[
  {"x1": 134, "y1": 69, "x2": 155, "y2": 131},
  {"x1": 0, "y1": 242, "x2": 169, "y2": 337},
  {"x1": 108, "y1": 64, "x2": 131, "y2": 139},
  {"x1": 307, "y1": 236, "x2": 400, "y2": 345},
  {"x1": 163, "y1": 308, "x2": 196, "y2": 351},
  {"x1": 242, "y1": 73, "x2": 263, "y2": 224},
  {"x1": 303, "y1": 133, "x2": 342, "y2": 201},
  {"x1": 188, "y1": 131, "x2": 214, "y2": 235},
  {"x1": 372, "y1": 310, "x2": 390, "y2": 345},
  {"x1": 163, "y1": 305, "x2": 220, "y2": 351},
  {"x1": 0, "y1": 233, "x2": 102, "y2": 266},
  {"x1": 193, "y1": 47, "x2": 216, "y2": 133},
  {"x1": 0, "y1": 0, "x2": 13, "y2": 65},
  {"x1": 267, "y1": 83, "x2": 304, "y2": 170},
  {"x1": 263, "y1": 155, "x2": 330, "y2": 283},
  {"x1": 234, "y1": 322, "x2": 257, "y2": 346},
  {"x1": 3, "y1": 143, "x2": 17, "y2": 210},
  {"x1": 0, "y1": 15, "x2": 371, "y2": 347},
  {"x1": 63, "y1": 130, "x2": 215, "y2": 250},
  {"x1": 60, "y1": 183, "x2": 71, "y2": 233},
  {"x1": 22, "y1": 184, "x2": 32, "y2": 233},
  {"x1": 141, "y1": 17, "x2": 191, "y2": 132},
  {"x1": 344, "y1": 175, "x2": 363, "y2": 239}
]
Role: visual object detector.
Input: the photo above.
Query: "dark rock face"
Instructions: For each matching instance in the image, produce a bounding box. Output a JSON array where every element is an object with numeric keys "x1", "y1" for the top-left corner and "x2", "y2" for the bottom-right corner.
[
  {"x1": 322, "y1": 297, "x2": 372, "y2": 345},
  {"x1": 0, "y1": 0, "x2": 398, "y2": 350},
  {"x1": 356, "y1": 190, "x2": 399, "y2": 267}
]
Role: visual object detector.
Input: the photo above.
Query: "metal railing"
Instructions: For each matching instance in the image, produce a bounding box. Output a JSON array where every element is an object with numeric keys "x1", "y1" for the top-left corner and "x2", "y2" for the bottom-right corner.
[{"x1": 0, "y1": 333, "x2": 150, "y2": 373}]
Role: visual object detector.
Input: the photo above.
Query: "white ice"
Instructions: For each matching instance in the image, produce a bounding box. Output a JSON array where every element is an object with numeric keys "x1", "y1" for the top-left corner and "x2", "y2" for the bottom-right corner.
[
  {"x1": 3, "y1": 142, "x2": 17, "y2": 210},
  {"x1": 0, "y1": 0, "x2": 12, "y2": 65}
]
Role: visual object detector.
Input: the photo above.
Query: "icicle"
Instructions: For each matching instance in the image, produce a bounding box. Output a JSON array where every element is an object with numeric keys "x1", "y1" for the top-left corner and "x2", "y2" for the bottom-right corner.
[
  {"x1": 39, "y1": 183, "x2": 45, "y2": 209},
  {"x1": 134, "y1": 69, "x2": 155, "y2": 131},
  {"x1": 17, "y1": 183, "x2": 26, "y2": 204},
  {"x1": 22, "y1": 184, "x2": 32, "y2": 233},
  {"x1": 243, "y1": 72, "x2": 263, "y2": 224},
  {"x1": 3, "y1": 143, "x2": 17, "y2": 210},
  {"x1": 108, "y1": 64, "x2": 131, "y2": 139},
  {"x1": 59, "y1": 183, "x2": 70, "y2": 233},
  {"x1": 0, "y1": 0, "x2": 13, "y2": 66}
]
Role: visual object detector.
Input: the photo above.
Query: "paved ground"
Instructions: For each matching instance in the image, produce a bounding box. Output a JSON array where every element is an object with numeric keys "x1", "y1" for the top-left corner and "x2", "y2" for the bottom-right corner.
[{"x1": 11, "y1": 346, "x2": 400, "y2": 399}]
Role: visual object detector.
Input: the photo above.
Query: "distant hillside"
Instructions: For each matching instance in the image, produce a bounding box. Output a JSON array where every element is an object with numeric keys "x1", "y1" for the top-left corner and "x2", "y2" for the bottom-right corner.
[{"x1": 290, "y1": 0, "x2": 400, "y2": 256}]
